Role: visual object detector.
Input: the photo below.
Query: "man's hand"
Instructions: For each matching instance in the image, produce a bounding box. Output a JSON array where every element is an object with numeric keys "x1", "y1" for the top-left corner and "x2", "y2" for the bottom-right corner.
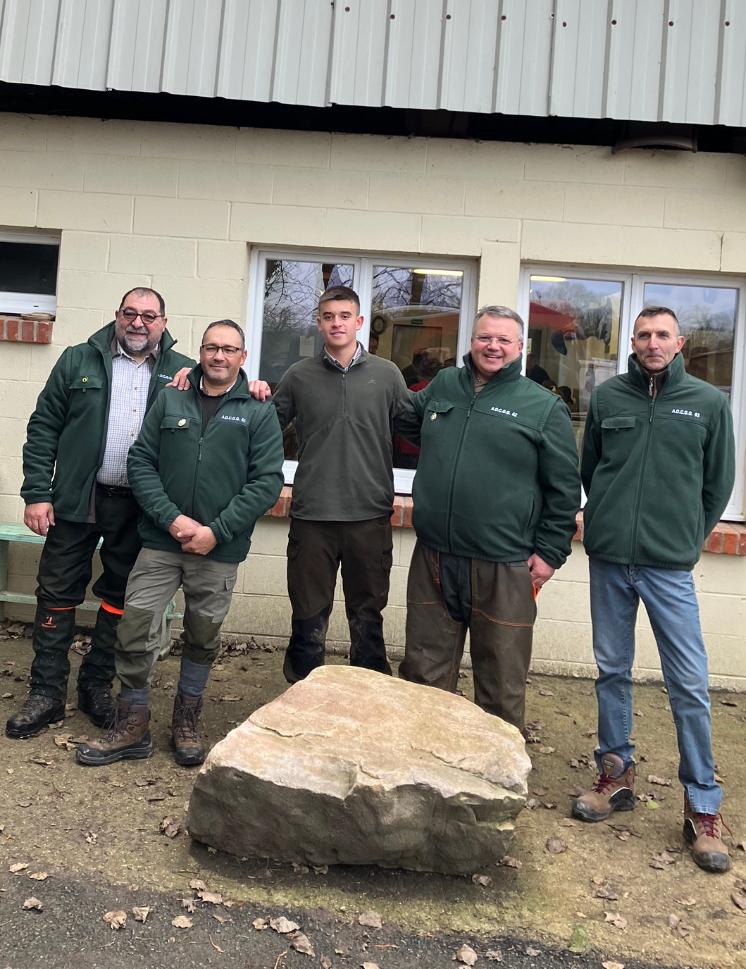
[
  {"x1": 181, "y1": 525, "x2": 217, "y2": 556},
  {"x1": 527, "y1": 553, "x2": 555, "y2": 592},
  {"x1": 168, "y1": 515, "x2": 201, "y2": 543},
  {"x1": 167, "y1": 367, "x2": 192, "y2": 391},
  {"x1": 248, "y1": 380, "x2": 272, "y2": 401},
  {"x1": 24, "y1": 502, "x2": 55, "y2": 536}
]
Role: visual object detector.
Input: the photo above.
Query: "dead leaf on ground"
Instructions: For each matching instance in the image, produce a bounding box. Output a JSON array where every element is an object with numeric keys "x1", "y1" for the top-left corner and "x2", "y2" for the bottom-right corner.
[
  {"x1": 720, "y1": 698, "x2": 738, "y2": 707},
  {"x1": 181, "y1": 898, "x2": 197, "y2": 913},
  {"x1": 23, "y1": 897, "x2": 43, "y2": 911},
  {"x1": 591, "y1": 880, "x2": 619, "y2": 901},
  {"x1": 545, "y1": 837, "x2": 567, "y2": 854},
  {"x1": 358, "y1": 910, "x2": 382, "y2": 929},
  {"x1": 651, "y1": 851, "x2": 677, "y2": 867},
  {"x1": 132, "y1": 906, "x2": 151, "y2": 923},
  {"x1": 171, "y1": 915, "x2": 193, "y2": 929},
  {"x1": 103, "y1": 910, "x2": 127, "y2": 930},
  {"x1": 252, "y1": 917, "x2": 269, "y2": 930},
  {"x1": 602, "y1": 962, "x2": 625, "y2": 969},
  {"x1": 731, "y1": 890, "x2": 746, "y2": 912},
  {"x1": 558, "y1": 818, "x2": 577, "y2": 828},
  {"x1": 646, "y1": 774, "x2": 672, "y2": 786},
  {"x1": 53, "y1": 735, "x2": 77, "y2": 750},
  {"x1": 212, "y1": 912, "x2": 229, "y2": 924},
  {"x1": 219, "y1": 694, "x2": 243, "y2": 702},
  {"x1": 189, "y1": 878, "x2": 206, "y2": 891},
  {"x1": 9, "y1": 862, "x2": 29, "y2": 873},
  {"x1": 538, "y1": 688, "x2": 554, "y2": 696},
  {"x1": 537, "y1": 745, "x2": 555, "y2": 755},
  {"x1": 270, "y1": 916, "x2": 300, "y2": 934},
  {"x1": 604, "y1": 912, "x2": 627, "y2": 930},
  {"x1": 525, "y1": 947, "x2": 540, "y2": 957},
  {"x1": 159, "y1": 816, "x2": 182, "y2": 839},
  {"x1": 83, "y1": 831, "x2": 98, "y2": 845},
  {"x1": 312, "y1": 864, "x2": 328, "y2": 875},
  {"x1": 28, "y1": 871, "x2": 49, "y2": 881},
  {"x1": 361, "y1": 963, "x2": 381, "y2": 969},
  {"x1": 453, "y1": 943, "x2": 478, "y2": 965},
  {"x1": 320, "y1": 956, "x2": 332, "y2": 969},
  {"x1": 472, "y1": 874, "x2": 493, "y2": 887},
  {"x1": 498, "y1": 855, "x2": 521, "y2": 869},
  {"x1": 197, "y1": 889, "x2": 223, "y2": 905},
  {"x1": 485, "y1": 949, "x2": 502, "y2": 961},
  {"x1": 290, "y1": 931, "x2": 315, "y2": 956}
]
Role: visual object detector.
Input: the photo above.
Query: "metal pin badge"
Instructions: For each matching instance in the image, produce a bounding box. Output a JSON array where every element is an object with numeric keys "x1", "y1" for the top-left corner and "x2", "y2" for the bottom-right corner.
[
  {"x1": 178, "y1": 418, "x2": 187, "y2": 427},
  {"x1": 430, "y1": 412, "x2": 437, "y2": 421}
]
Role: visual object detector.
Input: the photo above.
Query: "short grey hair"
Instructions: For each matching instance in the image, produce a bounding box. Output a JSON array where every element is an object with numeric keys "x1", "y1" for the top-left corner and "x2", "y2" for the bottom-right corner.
[{"x1": 472, "y1": 305, "x2": 525, "y2": 339}]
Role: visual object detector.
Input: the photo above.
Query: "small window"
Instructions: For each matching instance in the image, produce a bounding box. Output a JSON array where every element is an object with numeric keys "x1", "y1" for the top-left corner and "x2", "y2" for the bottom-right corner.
[{"x1": 0, "y1": 234, "x2": 59, "y2": 315}]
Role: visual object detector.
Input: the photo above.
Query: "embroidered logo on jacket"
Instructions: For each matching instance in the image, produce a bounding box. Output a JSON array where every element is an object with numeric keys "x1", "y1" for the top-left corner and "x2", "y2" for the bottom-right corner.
[
  {"x1": 491, "y1": 406, "x2": 518, "y2": 418},
  {"x1": 221, "y1": 415, "x2": 247, "y2": 424},
  {"x1": 671, "y1": 408, "x2": 702, "y2": 418}
]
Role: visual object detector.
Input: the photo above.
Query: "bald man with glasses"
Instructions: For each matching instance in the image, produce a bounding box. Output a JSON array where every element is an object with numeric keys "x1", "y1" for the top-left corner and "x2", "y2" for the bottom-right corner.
[{"x1": 7, "y1": 288, "x2": 194, "y2": 740}]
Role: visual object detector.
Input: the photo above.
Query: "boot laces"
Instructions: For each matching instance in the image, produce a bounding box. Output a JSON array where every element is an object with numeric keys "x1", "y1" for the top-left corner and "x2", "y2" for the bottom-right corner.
[
  {"x1": 690, "y1": 810, "x2": 732, "y2": 840},
  {"x1": 174, "y1": 701, "x2": 200, "y2": 742},
  {"x1": 592, "y1": 772, "x2": 619, "y2": 795}
]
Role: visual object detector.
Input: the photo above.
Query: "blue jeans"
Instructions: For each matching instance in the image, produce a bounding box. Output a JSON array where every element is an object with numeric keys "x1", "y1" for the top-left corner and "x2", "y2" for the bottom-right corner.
[{"x1": 589, "y1": 558, "x2": 720, "y2": 815}]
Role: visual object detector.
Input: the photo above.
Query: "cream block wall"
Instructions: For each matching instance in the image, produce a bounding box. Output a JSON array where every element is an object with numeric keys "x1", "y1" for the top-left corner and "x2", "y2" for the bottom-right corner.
[{"x1": 1, "y1": 112, "x2": 745, "y2": 683}]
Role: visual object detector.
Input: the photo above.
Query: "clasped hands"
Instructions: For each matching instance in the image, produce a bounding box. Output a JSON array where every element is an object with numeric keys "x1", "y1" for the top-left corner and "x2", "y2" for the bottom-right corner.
[{"x1": 168, "y1": 515, "x2": 217, "y2": 555}]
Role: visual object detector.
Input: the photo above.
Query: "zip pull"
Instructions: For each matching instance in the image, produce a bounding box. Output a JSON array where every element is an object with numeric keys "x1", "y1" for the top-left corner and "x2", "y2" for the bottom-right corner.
[
  {"x1": 649, "y1": 375, "x2": 654, "y2": 398},
  {"x1": 198, "y1": 437, "x2": 203, "y2": 462}
]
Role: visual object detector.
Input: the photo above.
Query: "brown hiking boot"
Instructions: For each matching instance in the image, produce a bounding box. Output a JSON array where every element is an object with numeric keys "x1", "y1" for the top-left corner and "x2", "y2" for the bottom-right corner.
[
  {"x1": 76, "y1": 699, "x2": 152, "y2": 766},
  {"x1": 683, "y1": 797, "x2": 731, "y2": 873},
  {"x1": 571, "y1": 753, "x2": 636, "y2": 822},
  {"x1": 171, "y1": 692, "x2": 205, "y2": 767}
]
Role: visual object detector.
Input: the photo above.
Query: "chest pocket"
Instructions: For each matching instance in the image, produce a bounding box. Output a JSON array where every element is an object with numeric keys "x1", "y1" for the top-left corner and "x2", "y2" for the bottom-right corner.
[
  {"x1": 160, "y1": 415, "x2": 194, "y2": 432},
  {"x1": 424, "y1": 400, "x2": 455, "y2": 423},
  {"x1": 601, "y1": 416, "x2": 636, "y2": 431},
  {"x1": 70, "y1": 376, "x2": 104, "y2": 393}
]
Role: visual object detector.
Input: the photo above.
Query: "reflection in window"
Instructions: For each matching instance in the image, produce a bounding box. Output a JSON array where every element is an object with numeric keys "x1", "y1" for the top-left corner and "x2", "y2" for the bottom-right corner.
[
  {"x1": 643, "y1": 283, "x2": 737, "y2": 401},
  {"x1": 528, "y1": 275, "x2": 623, "y2": 452},
  {"x1": 369, "y1": 266, "x2": 464, "y2": 468}
]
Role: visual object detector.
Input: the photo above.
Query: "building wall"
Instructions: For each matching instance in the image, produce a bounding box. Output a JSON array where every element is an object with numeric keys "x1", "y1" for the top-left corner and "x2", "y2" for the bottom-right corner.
[{"x1": 1, "y1": 112, "x2": 745, "y2": 684}]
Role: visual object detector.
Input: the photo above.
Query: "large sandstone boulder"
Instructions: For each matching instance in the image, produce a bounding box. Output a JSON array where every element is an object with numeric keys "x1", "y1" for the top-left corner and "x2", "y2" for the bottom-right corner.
[{"x1": 187, "y1": 666, "x2": 531, "y2": 874}]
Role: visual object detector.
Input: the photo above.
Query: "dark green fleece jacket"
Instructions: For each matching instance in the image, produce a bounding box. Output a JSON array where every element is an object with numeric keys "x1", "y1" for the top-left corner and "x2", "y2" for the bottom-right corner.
[
  {"x1": 127, "y1": 367, "x2": 284, "y2": 563},
  {"x1": 273, "y1": 347, "x2": 411, "y2": 521},
  {"x1": 403, "y1": 356, "x2": 580, "y2": 567},
  {"x1": 21, "y1": 322, "x2": 194, "y2": 521},
  {"x1": 581, "y1": 353, "x2": 735, "y2": 570}
]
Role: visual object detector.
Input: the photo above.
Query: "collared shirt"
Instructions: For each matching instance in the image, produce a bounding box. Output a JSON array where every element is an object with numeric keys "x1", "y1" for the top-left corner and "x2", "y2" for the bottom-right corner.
[
  {"x1": 323, "y1": 341, "x2": 363, "y2": 373},
  {"x1": 96, "y1": 343, "x2": 157, "y2": 487}
]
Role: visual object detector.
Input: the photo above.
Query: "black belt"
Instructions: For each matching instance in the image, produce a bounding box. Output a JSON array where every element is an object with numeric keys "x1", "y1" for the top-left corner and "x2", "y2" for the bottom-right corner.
[{"x1": 96, "y1": 483, "x2": 132, "y2": 498}]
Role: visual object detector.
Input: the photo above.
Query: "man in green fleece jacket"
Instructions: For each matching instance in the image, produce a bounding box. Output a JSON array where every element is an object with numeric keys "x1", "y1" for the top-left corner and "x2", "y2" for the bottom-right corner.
[
  {"x1": 7, "y1": 287, "x2": 194, "y2": 740},
  {"x1": 572, "y1": 306, "x2": 735, "y2": 875},
  {"x1": 76, "y1": 320, "x2": 284, "y2": 768},
  {"x1": 398, "y1": 306, "x2": 581, "y2": 730}
]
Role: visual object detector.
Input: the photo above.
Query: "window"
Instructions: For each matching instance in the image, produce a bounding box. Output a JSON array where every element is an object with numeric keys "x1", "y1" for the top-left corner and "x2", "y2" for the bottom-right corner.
[
  {"x1": 0, "y1": 232, "x2": 59, "y2": 315},
  {"x1": 248, "y1": 250, "x2": 476, "y2": 492},
  {"x1": 521, "y1": 267, "x2": 745, "y2": 521}
]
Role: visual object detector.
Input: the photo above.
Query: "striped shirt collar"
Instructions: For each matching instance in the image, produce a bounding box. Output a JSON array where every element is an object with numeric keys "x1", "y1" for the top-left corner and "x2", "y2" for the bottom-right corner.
[{"x1": 323, "y1": 341, "x2": 363, "y2": 373}]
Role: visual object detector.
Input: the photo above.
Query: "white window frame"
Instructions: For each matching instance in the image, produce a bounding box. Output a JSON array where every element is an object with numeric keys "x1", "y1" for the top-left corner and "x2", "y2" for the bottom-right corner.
[
  {"x1": 0, "y1": 231, "x2": 59, "y2": 315},
  {"x1": 247, "y1": 248, "x2": 477, "y2": 494},
  {"x1": 520, "y1": 264, "x2": 746, "y2": 521}
]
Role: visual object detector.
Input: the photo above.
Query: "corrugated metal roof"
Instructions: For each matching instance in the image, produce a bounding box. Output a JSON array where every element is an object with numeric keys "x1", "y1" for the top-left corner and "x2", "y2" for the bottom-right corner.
[{"x1": 0, "y1": 0, "x2": 744, "y2": 126}]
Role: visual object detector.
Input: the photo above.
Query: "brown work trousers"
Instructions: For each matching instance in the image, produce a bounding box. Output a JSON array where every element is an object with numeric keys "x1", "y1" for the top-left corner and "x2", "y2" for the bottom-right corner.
[{"x1": 399, "y1": 541, "x2": 536, "y2": 729}]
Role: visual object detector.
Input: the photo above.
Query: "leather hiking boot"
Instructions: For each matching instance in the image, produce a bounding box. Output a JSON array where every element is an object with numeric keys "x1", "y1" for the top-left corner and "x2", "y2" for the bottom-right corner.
[
  {"x1": 5, "y1": 692, "x2": 65, "y2": 739},
  {"x1": 77, "y1": 683, "x2": 115, "y2": 729},
  {"x1": 76, "y1": 700, "x2": 152, "y2": 766},
  {"x1": 171, "y1": 692, "x2": 205, "y2": 767},
  {"x1": 572, "y1": 753, "x2": 636, "y2": 822},
  {"x1": 683, "y1": 797, "x2": 731, "y2": 873}
]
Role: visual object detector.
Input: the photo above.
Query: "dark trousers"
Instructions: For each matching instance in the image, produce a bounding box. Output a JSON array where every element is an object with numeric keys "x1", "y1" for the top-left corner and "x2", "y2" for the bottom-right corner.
[
  {"x1": 30, "y1": 486, "x2": 141, "y2": 698},
  {"x1": 284, "y1": 516, "x2": 393, "y2": 681},
  {"x1": 399, "y1": 541, "x2": 536, "y2": 729}
]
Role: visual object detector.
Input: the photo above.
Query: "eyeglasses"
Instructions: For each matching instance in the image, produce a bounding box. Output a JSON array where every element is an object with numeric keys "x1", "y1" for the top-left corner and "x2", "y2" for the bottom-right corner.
[
  {"x1": 200, "y1": 344, "x2": 243, "y2": 357},
  {"x1": 472, "y1": 335, "x2": 517, "y2": 347},
  {"x1": 119, "y1": 308, "x2": 162, "y2": 325}
]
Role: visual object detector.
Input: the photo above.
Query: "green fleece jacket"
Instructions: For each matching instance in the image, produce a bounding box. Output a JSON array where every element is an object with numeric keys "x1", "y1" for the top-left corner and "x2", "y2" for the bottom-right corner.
[
  {"x1": 21, "y1": 322, "x2": 194, "y2": 521},
  {"x1": 403, "y1": 356, "x2": 580, "y2": 567},
  {"x1": 127, "y1": 367, "x2": 284, "y2": 563},
  {"x1": 581, "y1": 353, "x2": 735, "y2": 570},
  {"x1": 273, "y1": 347, "x2": 411, "y2": 521}
]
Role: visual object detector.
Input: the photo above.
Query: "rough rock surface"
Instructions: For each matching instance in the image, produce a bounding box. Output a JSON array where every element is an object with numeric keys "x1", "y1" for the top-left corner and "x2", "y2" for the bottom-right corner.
[{"x1": 187, "y1": 666, "x2": 531, "y2": 874}]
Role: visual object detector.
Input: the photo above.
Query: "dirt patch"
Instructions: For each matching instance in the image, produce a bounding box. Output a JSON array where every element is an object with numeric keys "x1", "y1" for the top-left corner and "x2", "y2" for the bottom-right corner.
[{"x1": 0, "y1": 633, "x2": 744, "y2": 968}]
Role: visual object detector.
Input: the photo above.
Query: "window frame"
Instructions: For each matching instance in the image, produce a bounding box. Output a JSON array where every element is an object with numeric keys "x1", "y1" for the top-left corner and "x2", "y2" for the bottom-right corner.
[
  {"x1": 0, "y1": 230, "x2": 60, "y2": 315},
  {"x1": 520, "y1": 264, "x2": 746, "y2": 521},
  {"x1": 247, "y1": 247, "x2": 478, "y2": 494}
]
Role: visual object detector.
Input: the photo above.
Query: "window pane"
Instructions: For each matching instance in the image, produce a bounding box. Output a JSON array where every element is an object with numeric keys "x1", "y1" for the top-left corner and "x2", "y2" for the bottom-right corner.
[
  {"x1": 370, "y1": 265, "x2": 463, "y2": 469},
  {"x1": 0, "y1": 242, "x2": 58, "y2": 295},
  {"x1": 643, "y1": 283, "x2": 737, "y2": 401},
  {"x1": 528, "y1": 275, "x2": 623, "y2": 452}
]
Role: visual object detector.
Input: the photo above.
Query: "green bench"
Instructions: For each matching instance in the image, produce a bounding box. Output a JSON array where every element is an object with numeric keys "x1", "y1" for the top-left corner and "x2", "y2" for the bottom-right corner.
[{"x1": 0, "y1": 522, "x2": 181, "y2": 651}]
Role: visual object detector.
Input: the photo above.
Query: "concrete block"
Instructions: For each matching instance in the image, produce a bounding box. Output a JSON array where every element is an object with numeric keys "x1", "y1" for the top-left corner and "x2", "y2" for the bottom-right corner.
[
  {"x1": 536, "y1": 580, "x2": 591, "y2": 624},
  {"x1": 274, "y1": 168, "x2": 368, "y2": 210},
  {"x1": 0, "y1": 113, "x2": 47, "y2": 151},
  {"x1": 0, "y1": 380, "x2": 48, "y2": 418},
  {"x1": 0, "y1": 186, "x2": 37, "y2": 225},
  {"x1": 426, "y1": 139, "x2": 525, "y2": 179},
  {"x1": 532, "y1": 618, "x2": 593, "y2": 665},
  {"x1": 41, "y1": 310, "x2": 104, "y2": 354},
  {"x1": 331, "y1": 133, "x2": 426, "y2": 174},
  {"x1": 165, "y1": 316, "x2": 197, "y2": 357},
  {"x1": 698, "y1": 591, "x2": 746, "y2": 637},
  {"x1": 59, "y1": 231, "x2": 109, "y2": 272},
  {"x1": 0, "y1": 456, "x2": 22, "y2": 494},
  {"x1": 45, "y1": 117, "x2": 141, "y2": 156},
  {"x1": 139, "y1": 123, "x2": 238, "y2": 162},
  {"x1": 524, "y1": 145, "x2": 625, "y2": 184},
  {"x1": 0, "y1": 417, "x2": 26, "y2": 457},
  {"x1": 464, "y1": 179, "x2": 564, "y2": 221},
  {"x1": 704, "y1": 633, "x2": 746, "y2": 679},
  {"x1": 694, "y1": 553, "x2": 746, "y2": 597},
  {"x1": 84, "y1": 155, "x2": 178, "y2": 197},
  {"x1": 57, "y1": 271, "x2": 151, "y2": 314},
  {"x1": 664, "y1": 190, "x2": 746, "y2": 232},
  {"x1": 0, "y1": 149, "x2": 84, "y2": 191},
  {"x1": 369, "y1": 173, "x2": 463, "y2": 216},
  {"x1": 0, "y1": 347, "x2": 31, "y2": 381},
  {"x1": 323, "y1": 208, "x2": 420, "y2": 252},
  {"x1": 108, "y1": 235, "x2": 197, "y2": 276},
  {"x1": 563, "y1": 183, "x2": 665, "y2": 227},
  {"x1": 236, "y1": 128, "x2": 330, "y2": 168},
  {"x1": 7, "y1": 542, "x2": 40, "y2": 575},
  {"x1": 421, "y1": 215, "x2": 519, "y2": 255},
  {"x1": 398, "y1": 529, "x2": 417, "y2": 564},
  {"x1": 197, "y1": 241, "x2": 247, "y2": 280},
  {"x1": 178, "y1": 160, "x2": 273, "y2": 203},
  {"x1": 476, "y1": 240, "x2": 521, "y2": 307},
  {"x1": 249, "y1": 518, "x2": 290, "y2": 556},
  {"x1": 230, "y1": 202, "x2": 324, "y2": 246},
  {"x1": 387, "y1": 563, "x2": 409, "y2": 607},
  {"x1": 0, "y1": 493, "x2": 21, "y2": 522},
  {"x1": 720, "y1": 232, "x2": 746, "y2": 273},
  {"x1": 224, "y1": 592, "x2": 290, "y2": 639},
  {"x1": 623, "y1": 148, "x2": 728, "y2": 190},
  {"x1": 37, "y1": 190, "x2": 132, "y2": 233},
  {"x1": 240, "y1": 553, "x2": 287, "y2": 596},
  {"x1": 134, "y1": 196, "x2": 229, "y2": 240},
  {"x1": 150, "y1": 275, "x2": 244, "y2": 318},
  {"x1": 382, "y1": 603, "x2": 407, "y2": 648}
]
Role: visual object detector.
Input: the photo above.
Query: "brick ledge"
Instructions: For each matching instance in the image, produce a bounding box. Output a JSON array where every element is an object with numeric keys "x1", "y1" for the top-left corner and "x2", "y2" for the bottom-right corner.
[{"x1": 264, "y1": 489, "x2": 745, "y2": 556}]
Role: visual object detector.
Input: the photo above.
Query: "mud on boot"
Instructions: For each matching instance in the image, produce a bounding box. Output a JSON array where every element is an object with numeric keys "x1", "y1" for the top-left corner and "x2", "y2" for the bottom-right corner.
[
  {"x1": 6, "y1": 692, "x2": 65, "y2": 739},
  {"x1": 171, "y1": 692, "x2": 205, "y2": 767},
  {"x1": 572, "y1": 753, "x2": 636, "y2": 822},
  {"x1": 76, "y1": 699, "x2": 152, "y2": 766}
]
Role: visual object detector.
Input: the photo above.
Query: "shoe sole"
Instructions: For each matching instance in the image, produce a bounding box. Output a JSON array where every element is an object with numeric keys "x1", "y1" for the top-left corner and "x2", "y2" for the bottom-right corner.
[
  {"x1": 76, "y1": 741, "x2": 154, "y2": 766},
  {"x1": 683, "y1": 824, "x2": 731, "y2": 873},
  {"x1": 5, "y1": 717, "x2": 65, "y2": 740},
  {"x1": 572, "y1": 795, "x2": 635, "y2": 823},
  {"x1": 173, "y1": 752, "x2": 206, "y2": 767}
]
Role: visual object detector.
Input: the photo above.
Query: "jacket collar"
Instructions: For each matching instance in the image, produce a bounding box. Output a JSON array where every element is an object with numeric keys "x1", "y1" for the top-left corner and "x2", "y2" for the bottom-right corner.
[
  {"x1": 89, "y1": 320, "x2": 178, "y2": 356},
  {"x1": 627, "y1": 351, "x2": 686, "y2": 396},
  {"x1": 188, "y1": 365, "x2": 250, "y2": 398},
  {"x1": 321, "y1": 341, "x2": 365, "y2": 372},
  {"x1": 462, "y1": 352, "x2": 523, "y2": 386}
]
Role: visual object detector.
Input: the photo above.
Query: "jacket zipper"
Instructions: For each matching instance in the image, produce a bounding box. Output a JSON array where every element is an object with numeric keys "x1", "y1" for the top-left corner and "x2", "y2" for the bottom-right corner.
[
  {"x1": 446, "y1": 389, "x2": 477, "y2": 552},
  {"x1": 629, "y1": 378, "x2": 658, "y2": 560}
]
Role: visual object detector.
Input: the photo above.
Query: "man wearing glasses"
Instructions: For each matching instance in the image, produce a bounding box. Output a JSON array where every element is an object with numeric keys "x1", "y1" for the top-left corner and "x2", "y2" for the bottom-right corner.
[
  {"x1": 77, "y1": 320, "x2": 283, "y2": 767},
  {"x1": 7, "y1": 288, "x2": 194, "y2": 740},
  {"x1": 398, "y1": 306, "x2": 580, "y2": 731}
]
